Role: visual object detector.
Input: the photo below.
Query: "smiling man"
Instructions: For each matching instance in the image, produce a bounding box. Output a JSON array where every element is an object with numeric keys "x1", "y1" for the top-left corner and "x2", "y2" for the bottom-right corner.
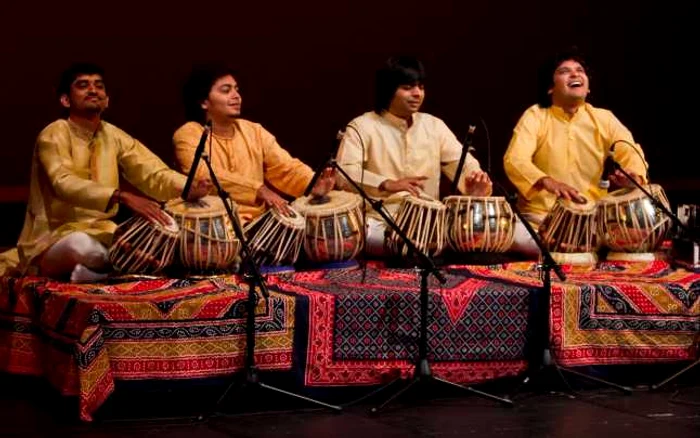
[
  {"x1": 173, "y1": 63, "x2": 334, "y2": 225},
  {"x1": 336, "y1": 56, "x2": 491, "y2": 256},
  {"x1": 503, "y1": 48, "x2": 649, "y2": 257},
  {"x1": 11, "y1": 63, "x2": 210, "y2": 282}
]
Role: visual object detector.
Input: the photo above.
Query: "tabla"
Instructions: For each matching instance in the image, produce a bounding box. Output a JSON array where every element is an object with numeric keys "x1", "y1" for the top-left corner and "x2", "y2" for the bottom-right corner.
[
  {"x1": 292, "y1": 190, "x2": 364, "y2": 263},
  {"x1": 444, "y1": 196, "x2": 515, "y2": 253},
  {"x1": 597, "y1": 184, "x2": 671, "y2": 261},
  {"x1": 538, "y1": 197, "x2": 598, "y2": 264},
  {"x1": 243, "y1": 206, "x2": 305, "y2": 266},
  {"x1": 385, "y1": 194, "x2": 446, "y2": 257},
  {"x1": 109, "y1": 213, "x2": 180, "y2": 275},
  {"x1": 165, "y1": 196, "x2": 240, "y2": 272}
]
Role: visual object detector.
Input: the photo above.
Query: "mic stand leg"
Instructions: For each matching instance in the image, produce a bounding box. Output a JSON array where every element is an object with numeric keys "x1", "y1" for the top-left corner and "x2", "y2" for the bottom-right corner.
[
  {"x1": 327, "y1": 159, "x2": 512, "y2": 412},
  {"x1": 196, "y1": 153, "x2": 341, "y2": 420},
  {"x1": 502, "y1": 192, "x2": 632, "y2": 400}
]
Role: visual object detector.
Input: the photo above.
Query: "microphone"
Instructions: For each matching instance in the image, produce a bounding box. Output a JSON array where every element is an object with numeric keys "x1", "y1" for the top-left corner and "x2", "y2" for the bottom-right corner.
[
  {"x1": 303, "y1": 129, "x2": 344, "y2": 197},
  {"x1": 599, "y1": 154, "x2": 615, "y2": 189},
  {"x1": 181, "y1": 120, "x2": 212, "y2": 201},
  {"x1": 450, "y1": 124, "x2": 476, "y2": 195}
]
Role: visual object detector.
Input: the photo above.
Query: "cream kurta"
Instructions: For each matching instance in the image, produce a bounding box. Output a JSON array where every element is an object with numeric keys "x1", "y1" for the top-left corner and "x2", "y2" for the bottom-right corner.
[
  {"x1": 14, "y1": 119, "x2": 186, "y2": 274},
  {"x1": 503, "y1": 103, "x2": 648, "y2": 219},
  {"x1": 173, "y1": 120, "x2": 314, "y2": 225},
  {"x1": 336, "y1": 111, "x2": 484, "y2": 217}
]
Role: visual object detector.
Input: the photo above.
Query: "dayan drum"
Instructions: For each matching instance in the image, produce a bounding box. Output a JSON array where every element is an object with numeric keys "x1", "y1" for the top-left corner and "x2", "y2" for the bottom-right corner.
[
  {"x1": 165, "y1": 196, "x2": 240, "y2": 272},
  {"x1": 538, "y1": 197, "x2": 598, "y2": 265},
  {"x1": 385, "y1": 194, "x2": 447, "y2": 258},
  {"x1": 443, "y1": 196, "x2": 516, "y2": 253},
  {"x1": 597, "y1": 184, "x2": 671, "y2": 261},
  {"x1": 109, "y1": 213, "x2": 180, "y2": 275},
  {"x1": 291, "y1": 190, "x2": 364, "y2": 263},
  {"x1": 243, "y1": 205, "x2": 305, "y2": 266}
]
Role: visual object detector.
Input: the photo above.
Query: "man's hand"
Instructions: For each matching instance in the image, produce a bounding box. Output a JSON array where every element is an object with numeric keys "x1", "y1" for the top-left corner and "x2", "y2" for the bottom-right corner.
[
  {"x1": 311, "y1": 168, "x2": 336, "y2": 198},
  {"x1": 379, "y1": 176, "x2": 428, "y2": 197},
  {"x1": 183, "y1": 178, "x2": 212, "y2": 201},
  {"x1": 118, "y1": 191, "x2": 173, "y2": 227},
  {"x1": 257, "y1": 185, "x2": 293, "y2": 216},
  {"x1": 609, "y1": 169, "x2": 644, "y2": 189},
  {"x1": 536, "y1": 176, "x2": 587, "y2": 203},
  {"x1": 464, "y1": 171, "x2": 492, "y2": 196}
]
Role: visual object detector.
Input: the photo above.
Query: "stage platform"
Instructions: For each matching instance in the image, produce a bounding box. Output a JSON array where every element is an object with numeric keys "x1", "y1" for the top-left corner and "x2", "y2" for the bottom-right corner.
[{"x1": 1, "y1": 259, "x2": 698, "y2": 421}]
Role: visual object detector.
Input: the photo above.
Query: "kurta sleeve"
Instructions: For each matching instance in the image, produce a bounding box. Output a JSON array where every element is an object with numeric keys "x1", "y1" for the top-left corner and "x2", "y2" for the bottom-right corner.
[
  {"x1": 503, "y1": 107, "x2": 549, "y2": 200},
  {"x1": 258, "y1": 126, "x2": 314, "y2": 197},
  {"x1": 335, "y1": 124, "x2": 386, "y2": 189},
  {"x1": 36, "y1": 130, "x2": 115, "y2": 212},
  {"x1": 173, "y1": 122, "x2": 261, "y2": 206},
  {"x1": 116, "y1": 132, "x2": 187, "y2": 202},
  {"x1": 606, "y1": 112, "x2": 649, "y2": 183}
]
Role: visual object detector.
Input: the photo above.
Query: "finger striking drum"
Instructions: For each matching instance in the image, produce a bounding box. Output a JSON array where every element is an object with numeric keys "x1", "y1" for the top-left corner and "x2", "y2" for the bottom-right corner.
[
  {"x1": 444, "y1": 196, "x2": 515, "y2": 253},
  {"x1": 243, "y1": 206, "x2": 305, "y2": 266},
  {"x1": 165, "y1": 196, "x2": 240, "y2": 271},
  {"x1": 292, "y1": 190, "x2": 364, "y2": 263},
  {"x1": 109, "y1": 213, "x2": 180, "y2": 275},
  {"x1": 538, "y1": 197, "x2": 598, "y2": 265},
  {"x1": 385, "y1": 194, "x2": 447, "y2": 257},
  {"x1": 597, "y1": 184, "x2": 671, "y2": 261}
]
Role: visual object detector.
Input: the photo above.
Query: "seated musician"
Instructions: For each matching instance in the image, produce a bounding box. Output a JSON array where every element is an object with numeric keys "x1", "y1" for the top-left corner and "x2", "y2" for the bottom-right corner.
[
  {"x1": 1, "y1": 63, "x2": 210, "y2": 282},
  {"x1": 336, "y1": 55, "x2": 492, "y2": 256},
  {"x1": 173, "y1": 63, "x2": 335, "y2": 227},
  {"x1": 503, "y1": 47, "x2": 649, "y2": 258}
]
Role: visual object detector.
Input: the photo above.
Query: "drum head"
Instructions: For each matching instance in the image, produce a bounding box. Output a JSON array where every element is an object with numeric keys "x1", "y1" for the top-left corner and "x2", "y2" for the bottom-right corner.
[
  {"x1": 166, "y1": 195, "x2": 233, "y2": 218},
  {"x1": 292, "y1": 190, "x2": 361, "y2": 215},
  {"x1": 556, "y1": 196, "x2": 596, "y2": 213}
]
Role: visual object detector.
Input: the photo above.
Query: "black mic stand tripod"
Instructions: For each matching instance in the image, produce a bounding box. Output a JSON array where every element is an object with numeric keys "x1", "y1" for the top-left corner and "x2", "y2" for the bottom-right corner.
[
  {"x1": 310, "y1": 156, "x2": 513, "y2": 414},
  {"x1": 500, "y1": 186, "x2": 634, "y2": 400},
  {"x1": 189, "y1": 142, "x2": 342, "y2": 420}
]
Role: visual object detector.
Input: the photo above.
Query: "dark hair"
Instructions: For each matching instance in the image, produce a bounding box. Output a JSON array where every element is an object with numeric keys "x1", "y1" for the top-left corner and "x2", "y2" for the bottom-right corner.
[
  {"x1": 57, "y1": 62, "x2": 106, "y2": 97},
  {"x1": 374, "y1": 56, "x2": 426, "y2": 114},
  {"x1": 536, "y1": 47, "x2": 591, "y2": 108},
  {"x1": 182, "y1": 63, "x2": 238, "y2": 123}
]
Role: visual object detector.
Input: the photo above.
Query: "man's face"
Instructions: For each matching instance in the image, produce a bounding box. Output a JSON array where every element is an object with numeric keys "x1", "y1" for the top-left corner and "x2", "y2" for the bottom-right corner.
[
  {"x1": 60, "y1": 74, "x2": 109, "y2": 115},
  {"x1": 388, "y1": 83, "x2": 425, "y2": 118},
  {"x1": 202, "y1": 75, "x2": 242, "y2": 119},
  {"x1": 549, "y1": 59, "x2": 589, "y2": 106}
]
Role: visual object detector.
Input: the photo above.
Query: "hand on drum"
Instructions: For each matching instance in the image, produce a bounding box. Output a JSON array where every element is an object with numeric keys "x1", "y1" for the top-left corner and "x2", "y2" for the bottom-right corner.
[
  {"x1": 118, "y1": 191, "x2": 173, "y2": 227},
  {"x1": 464, "y1": 170, "x2": 492, "y2": 196},
  {"x1": 183, "y1": 178, "x2": 213, "y2": 201},
  {"x1": 537, "y1": 176, "x2": 587, "y2": 203},
  {"x1": 310, "y1": 168, "x2": 336, "y2": 198},
  {"x1": 609, "y1": 169, "x2": 644, "y2": 189},
  {"x1": 257, "y1": 185, "x2": 294, "y2": 216},
  {"x1": 379, "y1": 176, "x2": 428, "y2": 197}
]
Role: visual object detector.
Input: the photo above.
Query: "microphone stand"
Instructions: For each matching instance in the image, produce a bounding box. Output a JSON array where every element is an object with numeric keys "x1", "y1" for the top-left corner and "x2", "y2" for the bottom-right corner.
[
  {"x1": 327, "y1": 158, "x2": 513, "y2": 413},
  {"x1": 499, "y1": 186, "x2": 633, "y2": 400},
  {"x1": 189, "y1": 139, "x2": 341, "y2": 419}
]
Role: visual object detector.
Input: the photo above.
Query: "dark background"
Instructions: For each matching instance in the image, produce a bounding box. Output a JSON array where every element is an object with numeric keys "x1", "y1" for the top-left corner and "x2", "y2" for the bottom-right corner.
[{"x1": 0, "y1": 0, "x2": 695, "y2": 243}]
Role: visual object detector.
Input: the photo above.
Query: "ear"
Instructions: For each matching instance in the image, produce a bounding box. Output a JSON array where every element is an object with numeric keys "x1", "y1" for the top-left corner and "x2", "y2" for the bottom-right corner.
[
  {"x1": 104, "y1": 95, "x2": 110, "y2": 110},
  {"x1": 547, "y1": 88, "x2": 553, "y2": 95},
  {"x1": 60, "y1": 94, "x2": 70, "y2": 109},
  {"x1": 200, "y1": 99, "x2": 209, "y2": 111}
]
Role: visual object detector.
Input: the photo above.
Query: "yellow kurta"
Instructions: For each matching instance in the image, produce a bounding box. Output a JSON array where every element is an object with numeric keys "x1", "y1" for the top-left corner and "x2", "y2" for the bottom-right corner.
[
  {"x1": 173, "y1": 120, "x2": 314, "y2": 224},
  {"x1": 503, "y1": 103, "x2": 648, "y2": 219},
  {"x1": 13, "y1": 119, "x2": 187, "y2": 275},
  {"x1": 336, "y1": 111, "x2": 485, "y2": 217}
]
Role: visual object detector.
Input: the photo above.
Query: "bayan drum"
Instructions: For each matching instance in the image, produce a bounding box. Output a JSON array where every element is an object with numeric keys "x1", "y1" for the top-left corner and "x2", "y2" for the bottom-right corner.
[
  {"x1": 165, "y1": 196, "x2": 240, "y2": 272},
  {"x1": 109, "y1": 213, "x2": 180, "y2": 275},
  {"x1": 385, "y1": 194, "x2": 447, "y2": 258},
  {"x1": 243, "y1": 206, "x2": 305, "y2": 266},
  {"x1": 444, "y1": 196, "x2": 515, "y2": 253},
  {"x1": 538, "y1": 197, "x2": 598, "y2": 265},
  {"x1": 292, "y1": 190, "x2": 364, "y2": 263},
  {"x1": 597, "y1": 184, "x2": 671, "y2": 261}
]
